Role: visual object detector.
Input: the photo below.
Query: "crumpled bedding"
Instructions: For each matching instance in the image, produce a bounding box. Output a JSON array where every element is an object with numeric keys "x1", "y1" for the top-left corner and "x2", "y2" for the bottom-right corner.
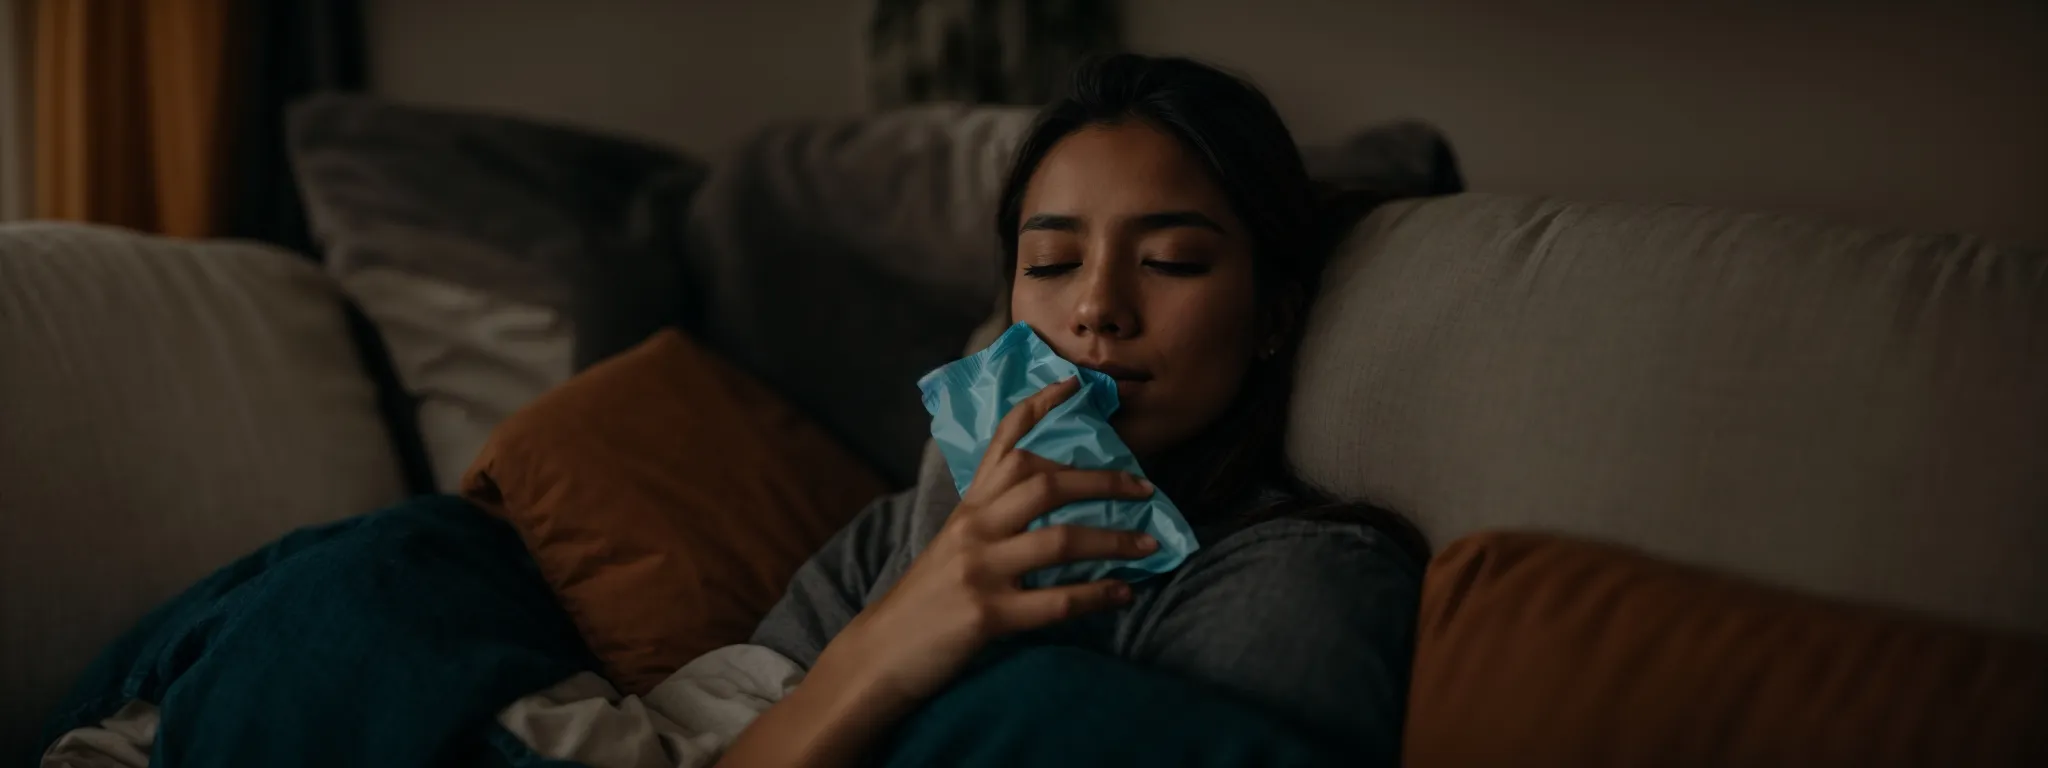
[
  {"x1": 493, "y1": 645, "x2": 800, "y2": 768},
  {"x1": 46, "y1": 648, "x2": 799, "y2": 768},
  {"x1": 38, "y1": 495, "x2": 797, "y2": 768}
]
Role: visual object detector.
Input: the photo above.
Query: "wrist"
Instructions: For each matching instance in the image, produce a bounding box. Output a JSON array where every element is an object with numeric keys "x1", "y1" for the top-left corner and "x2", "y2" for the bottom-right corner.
[
  {"x1": 808, "y1": 621, "x2": 921, "y2": 717},
  {"x1": 724, "y1": 639, "x2": 908, "y2": 766}
]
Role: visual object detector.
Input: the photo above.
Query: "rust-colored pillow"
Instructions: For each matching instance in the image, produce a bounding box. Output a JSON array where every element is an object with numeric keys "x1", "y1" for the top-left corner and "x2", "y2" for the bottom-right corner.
[
  {"x1": 463, "y1": 329, "x2": 886, "y2": 694},
  {"x1": 1406, "y1": 531, "x2": 2048, "y2": 767}
]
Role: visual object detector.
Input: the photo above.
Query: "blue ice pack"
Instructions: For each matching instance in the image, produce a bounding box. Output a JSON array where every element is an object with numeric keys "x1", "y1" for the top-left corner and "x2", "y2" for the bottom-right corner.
[{"x1": 917, "y1": 322, "x2": 1198, "y2": 587}]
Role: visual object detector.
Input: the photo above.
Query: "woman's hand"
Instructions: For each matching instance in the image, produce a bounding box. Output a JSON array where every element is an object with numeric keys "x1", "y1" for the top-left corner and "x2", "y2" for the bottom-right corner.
[
  {"x1": 720, "y1": 377, "x2": 1156, "y2": 767},
  {"x1": 821, "y1": 375, "x2": 1161, "y2": 703}
]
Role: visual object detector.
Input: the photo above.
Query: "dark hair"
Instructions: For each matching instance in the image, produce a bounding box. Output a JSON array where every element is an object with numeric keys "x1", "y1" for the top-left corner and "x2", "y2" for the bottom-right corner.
[{"x1": 994, "y1": 54, "x2": 1427, "y2": 560}]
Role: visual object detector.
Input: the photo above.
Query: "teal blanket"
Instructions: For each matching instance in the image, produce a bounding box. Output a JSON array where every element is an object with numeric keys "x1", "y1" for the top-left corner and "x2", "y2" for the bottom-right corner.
[{"x1": 40, "y1": 495, "x2": 596, "y2": 767}]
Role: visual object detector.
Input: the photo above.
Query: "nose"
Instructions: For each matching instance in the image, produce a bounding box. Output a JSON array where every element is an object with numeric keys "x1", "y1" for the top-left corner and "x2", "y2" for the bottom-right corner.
[{"x1": 1070, "y1": 259, "x2": 1140, "y2": 340}]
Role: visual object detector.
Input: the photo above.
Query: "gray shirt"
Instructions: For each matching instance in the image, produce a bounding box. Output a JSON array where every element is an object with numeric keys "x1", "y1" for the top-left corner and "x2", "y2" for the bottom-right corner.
[{"x1": 750, "y1": 444, "x2": 1422, "y2": 760}]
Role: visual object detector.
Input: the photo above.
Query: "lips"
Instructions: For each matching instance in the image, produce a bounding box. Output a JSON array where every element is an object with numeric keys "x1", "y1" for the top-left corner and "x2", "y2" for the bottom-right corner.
[{"x1": 1081, "y1": 362, "x2": 1153, "y2": 382}]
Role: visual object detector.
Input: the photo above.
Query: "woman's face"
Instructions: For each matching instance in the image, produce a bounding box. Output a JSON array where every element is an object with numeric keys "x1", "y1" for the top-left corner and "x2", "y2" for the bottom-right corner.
[{"x1": 1010, "y1": 120, "x2": 1263, "y2": 460}]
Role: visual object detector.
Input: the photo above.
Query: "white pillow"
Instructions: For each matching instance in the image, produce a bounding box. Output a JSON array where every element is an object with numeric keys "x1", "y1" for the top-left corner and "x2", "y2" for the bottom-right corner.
[{"x1": 340, "y1": 268, "x2": 574, "y2": 490}]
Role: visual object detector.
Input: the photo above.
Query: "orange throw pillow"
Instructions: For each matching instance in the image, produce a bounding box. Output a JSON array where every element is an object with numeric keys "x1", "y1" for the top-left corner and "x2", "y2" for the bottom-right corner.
[
  {"x1": 1406, "y1": 531, "x2": 2048, "y2": 767},
  {"x1": 463, "y1": 329, "x2": 886, "y2": 694}
]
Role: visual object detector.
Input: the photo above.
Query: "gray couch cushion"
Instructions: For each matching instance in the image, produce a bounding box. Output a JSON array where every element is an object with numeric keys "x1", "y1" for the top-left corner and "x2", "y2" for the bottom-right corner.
[
  {"x1": 1290, "y1": 193, "x2": 2048, "y2": 632},
  {"x1": 290, "y1": 94, "x2": 707, "y2": 489},
  {"x1": 681, "y1": 105, "x2": 1035, "y2": 486},
  {"x1": 0, "y1": 223, "x2": 409, "y2": 764}
]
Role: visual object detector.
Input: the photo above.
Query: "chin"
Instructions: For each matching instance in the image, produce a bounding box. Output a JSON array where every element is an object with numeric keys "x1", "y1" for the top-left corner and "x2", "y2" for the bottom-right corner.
[
  {"x1": 1114, "y1": 425, "x2": 1184, "y2": 467},
  {"x1": 1108, "y1": 415, "x2": 1157, "y2": 457}
]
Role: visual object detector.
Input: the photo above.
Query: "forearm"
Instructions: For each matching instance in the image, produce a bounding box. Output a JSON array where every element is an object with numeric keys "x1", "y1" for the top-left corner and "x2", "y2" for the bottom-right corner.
[{"x1": 718, "y1": 641, "x2": 916, "y2": 767}]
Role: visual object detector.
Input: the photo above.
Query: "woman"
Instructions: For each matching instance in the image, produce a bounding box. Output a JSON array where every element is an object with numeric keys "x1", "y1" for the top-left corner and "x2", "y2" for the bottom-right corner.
[{"x1": 726, "y1": 54, "x2": 1426, "y2": 765}]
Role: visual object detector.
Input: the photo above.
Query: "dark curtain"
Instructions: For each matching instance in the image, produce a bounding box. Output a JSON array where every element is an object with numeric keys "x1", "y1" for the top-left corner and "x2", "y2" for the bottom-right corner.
[
  {"x1": 217, "y1": 0, "x2": 363, "y2": 255},
  {"x1": 218, "y1": 0, "x2": 433, "y2": 494}
]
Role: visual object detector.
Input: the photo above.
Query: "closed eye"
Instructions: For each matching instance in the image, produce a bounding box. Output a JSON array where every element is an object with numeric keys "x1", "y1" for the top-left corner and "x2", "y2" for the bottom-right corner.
[
  {"x1": 1021, "y1": 263, "x2": 1080, "y2": 279},
  {"x1": 1144, "y1": 259, "x2": 1212, "y2": 276}
]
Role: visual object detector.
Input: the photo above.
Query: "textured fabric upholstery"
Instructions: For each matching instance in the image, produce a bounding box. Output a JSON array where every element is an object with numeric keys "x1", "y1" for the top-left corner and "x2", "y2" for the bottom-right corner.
[
  {"x1": 1290, "y1": 193, "x2": 2048, "y2": 632},
  {"x1": 680, "y1": 105, "x2": 1033, "y2": 486},
  {"x1": 289, "y1": 94, "x2": 706, "y2": 489},
  {"x1": 0, "y1": 223, "x2": 408, "y2": 764}
]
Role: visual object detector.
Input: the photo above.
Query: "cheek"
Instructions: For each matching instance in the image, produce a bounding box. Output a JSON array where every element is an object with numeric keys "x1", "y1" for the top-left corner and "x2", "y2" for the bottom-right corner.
[
  {"x1": 1155, "y1": 283, "x2": 1261, "y2": 369},
  {"x1": 1008, "y1": 281, "x2": 1059, "y2": 330},
  {"x1": 1147, "y1": 285, "x2": 1260, "y2": 427}
]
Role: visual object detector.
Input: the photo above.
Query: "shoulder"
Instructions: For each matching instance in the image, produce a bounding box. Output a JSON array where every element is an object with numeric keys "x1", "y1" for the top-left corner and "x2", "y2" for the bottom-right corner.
[
  {"x1": 1195, "y1": 487, "x2": 1428, "y2": 576},
  {"x1": 1137, "y1": 507, "x2": 1425, "y2": 642},
  {"x1": 1182, "y1": 513, "x2": 1425, "y2": 596},
  {"x1": 1128, "y1": 512, "x2": 1425, "y2": 677}
]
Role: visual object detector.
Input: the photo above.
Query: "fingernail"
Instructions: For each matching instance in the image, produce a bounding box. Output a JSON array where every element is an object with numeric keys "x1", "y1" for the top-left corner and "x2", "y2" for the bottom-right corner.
[
  {"x1": 1137, "y1": 534, "x2": 1159, "y2": 551},
  {"x1": 1133, "y1": 475, "x2": 1154, "y2": 491},
  {"x1": 1110, "y1": 583, "x2": 1132, "y2": 601}
]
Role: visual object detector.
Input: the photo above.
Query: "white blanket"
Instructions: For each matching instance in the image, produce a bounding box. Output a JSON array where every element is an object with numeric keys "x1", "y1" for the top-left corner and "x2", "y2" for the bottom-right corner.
[
  {"x1": 41, "y1": 645, "x2": 801, "y2": 768},
  {"x1": 497, "y1": 645, "x2": 803, "y2": 768}
]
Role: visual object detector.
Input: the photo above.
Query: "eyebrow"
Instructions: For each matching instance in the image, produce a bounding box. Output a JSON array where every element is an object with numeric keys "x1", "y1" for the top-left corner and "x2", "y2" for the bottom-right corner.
[
  {"x1": 1019, "y1": 213, "x2": 1081, "y2": 233},
  {"x1": 1018, "y1": 210, "x2": 1227, "y2": 236}
]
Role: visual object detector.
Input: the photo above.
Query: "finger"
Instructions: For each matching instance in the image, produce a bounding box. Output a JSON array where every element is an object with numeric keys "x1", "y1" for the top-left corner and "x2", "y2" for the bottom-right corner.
[
  {"x1": 991, "y1": 579, "x2": 1134, "y2": 634},
  {"x1": 983, "y1": 525, "x2": 1160, "y2": 576},
  {"x1": 978, "y1": 468, "x2": 1155, "y2": 534},
  {"x1": 978, "y1": 377, "x2": 1081, "y2": 472},
  {"x1": 960, "y1": 447, "x2": 1057, "y2": 506}
]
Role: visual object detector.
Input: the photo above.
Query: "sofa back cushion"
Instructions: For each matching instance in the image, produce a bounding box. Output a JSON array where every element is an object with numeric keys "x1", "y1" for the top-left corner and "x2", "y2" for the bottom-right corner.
[
  {"x1": 0, "y1": 223, "x2": 409, "y2": 764},
  {"x1": 680, "y1": 105, "x2": 1034, "y2": 486},
  {"x1": 1290, "y1": 193, "x2": 2048, "y2": 632}
]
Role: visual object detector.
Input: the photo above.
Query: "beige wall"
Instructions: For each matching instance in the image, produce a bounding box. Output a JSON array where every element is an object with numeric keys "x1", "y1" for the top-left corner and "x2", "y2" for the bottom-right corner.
[
  {"x1": 1127, "y1": 1, "x2": 2048, "y2": 243},
  {"x1": 367, "y1": 0, "x2": 868, "y2": 157},
  {"x1": 368, "y1": 1, "x2": 2047, "y2": 243}
]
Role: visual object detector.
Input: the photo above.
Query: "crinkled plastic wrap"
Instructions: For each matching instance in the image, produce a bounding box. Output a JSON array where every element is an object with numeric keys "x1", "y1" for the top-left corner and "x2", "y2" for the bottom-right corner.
[{"x1": 917, "y1": 322, "x2": 1198, "y2": 587}]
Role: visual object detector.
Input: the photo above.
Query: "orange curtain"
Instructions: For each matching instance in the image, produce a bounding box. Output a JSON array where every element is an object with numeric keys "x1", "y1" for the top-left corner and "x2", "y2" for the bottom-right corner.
[{"x1": 33, "y1": 0, "x2": 227, "y2": 237}]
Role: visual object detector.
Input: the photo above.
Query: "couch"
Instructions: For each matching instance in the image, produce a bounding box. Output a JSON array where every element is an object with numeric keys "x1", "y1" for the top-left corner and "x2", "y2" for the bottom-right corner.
[{"x1": 4, "y1": 110, "x2": 2044, "y2": 764}]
